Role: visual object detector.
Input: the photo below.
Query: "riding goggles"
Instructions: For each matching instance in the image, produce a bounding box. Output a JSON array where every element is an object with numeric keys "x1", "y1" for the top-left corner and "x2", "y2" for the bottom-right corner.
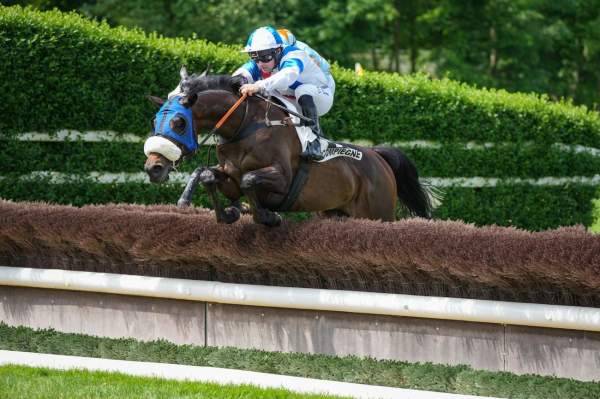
[{"x1": 250, "y1": 50, "x2": 276, "y2": 63}]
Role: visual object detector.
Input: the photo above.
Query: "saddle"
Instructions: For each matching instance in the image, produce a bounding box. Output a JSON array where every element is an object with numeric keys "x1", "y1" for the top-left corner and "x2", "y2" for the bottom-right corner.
[{"x1": 269, "y1": 95, "x2": 361, "y2": 163}]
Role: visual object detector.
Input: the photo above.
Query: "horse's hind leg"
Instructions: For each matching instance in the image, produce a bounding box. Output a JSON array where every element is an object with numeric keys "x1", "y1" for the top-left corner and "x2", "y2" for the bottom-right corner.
[
  {"x1": 342, "y1": 180, "x2": 396, "y2": 222},
  {"x1": 240, "y1": 167, "x2": 286, "y2": 227}
]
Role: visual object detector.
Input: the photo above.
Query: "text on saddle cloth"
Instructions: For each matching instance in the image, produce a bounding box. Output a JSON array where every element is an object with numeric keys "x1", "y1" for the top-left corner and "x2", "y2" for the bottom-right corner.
[{"x1": 271, "y1": 94, "x2": 363, "y2": 163}]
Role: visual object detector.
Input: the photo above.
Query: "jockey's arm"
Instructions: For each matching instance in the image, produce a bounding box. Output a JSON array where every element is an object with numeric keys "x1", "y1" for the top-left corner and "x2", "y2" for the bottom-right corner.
[
  {"x1": 232, "y1": 61, "x2": 262, "y2": 93},
  {"x1": 255, "y1": 60, "x2": 301, "y2": 93}
]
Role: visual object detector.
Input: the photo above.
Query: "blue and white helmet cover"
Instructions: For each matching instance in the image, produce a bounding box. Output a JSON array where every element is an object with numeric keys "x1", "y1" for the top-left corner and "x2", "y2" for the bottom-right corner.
[
  {"x1": 153, "y1": 97, "x2": 197, "y2": 154},
  {"x1": 243, "y1": 26, "x2": 284, "y2": 53}
]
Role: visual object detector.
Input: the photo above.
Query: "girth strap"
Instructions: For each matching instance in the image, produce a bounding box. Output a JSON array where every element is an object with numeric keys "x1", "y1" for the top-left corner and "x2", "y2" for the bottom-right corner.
[
  {"x1": 218, "y1": 118, "x2": 298, "y2": 145},
  {"x1": 276, "y1": 160, "x2": 311, "y2": 212},
  {"x1": 220, "y1": 121, "x2": 267, "y2": 144}
]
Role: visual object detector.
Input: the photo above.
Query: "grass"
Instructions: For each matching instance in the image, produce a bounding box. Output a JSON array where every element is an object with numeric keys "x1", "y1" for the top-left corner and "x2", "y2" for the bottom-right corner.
[
  {"x1": 0, "y1": 364, "x2": 348, "y2": 399},
  {"x1": 1, "y1": 323, "x2": 599, "y2": 398}
]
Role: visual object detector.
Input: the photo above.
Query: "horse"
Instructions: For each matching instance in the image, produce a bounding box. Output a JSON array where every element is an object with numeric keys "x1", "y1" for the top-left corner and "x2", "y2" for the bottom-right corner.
[{"x1": 144, "y1": 67, "x2": 436, "y2": 227}]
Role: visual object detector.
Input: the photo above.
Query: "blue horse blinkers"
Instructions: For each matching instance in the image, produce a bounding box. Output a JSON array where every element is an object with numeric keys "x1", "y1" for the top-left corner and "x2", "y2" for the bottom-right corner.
[{"x1": 153, "y1": 96, "x2": 198, "y2": 156}]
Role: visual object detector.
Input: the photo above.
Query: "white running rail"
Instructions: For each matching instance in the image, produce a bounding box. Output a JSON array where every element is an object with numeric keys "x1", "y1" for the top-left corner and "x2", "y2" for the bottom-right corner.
[{"x1": 1, "y1": 266, "x2": 599, "y2": 332}]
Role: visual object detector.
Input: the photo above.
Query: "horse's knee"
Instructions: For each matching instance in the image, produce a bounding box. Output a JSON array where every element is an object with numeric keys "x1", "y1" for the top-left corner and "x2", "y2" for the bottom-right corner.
[{"x1": 240, "y1": 172, "x2": 258, "y2": 190}]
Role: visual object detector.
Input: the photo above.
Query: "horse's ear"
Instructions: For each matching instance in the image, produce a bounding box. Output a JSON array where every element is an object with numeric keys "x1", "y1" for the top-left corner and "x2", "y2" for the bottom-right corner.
[
  {"x1": 180, "y1": 65, "x2": 189, "y2": 81},
  {"x1": 200, "y1": 62, "x2": 211, "y2": 77},
  {"x1": 147, "y1": 95, "x2": 165, "y2": 109}
]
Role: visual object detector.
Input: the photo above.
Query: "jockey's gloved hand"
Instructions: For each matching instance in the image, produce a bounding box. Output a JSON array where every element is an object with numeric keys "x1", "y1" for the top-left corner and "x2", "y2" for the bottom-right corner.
[{"x1": 231, "y1": 75, "x2": 247, "y2": 94}]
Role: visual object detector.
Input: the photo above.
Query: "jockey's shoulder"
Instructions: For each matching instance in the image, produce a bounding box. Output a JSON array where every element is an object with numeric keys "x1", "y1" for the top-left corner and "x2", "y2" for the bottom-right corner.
[
  {"x1": 293, "y1": 40, "x2": 310, "y2": 51},
  {"x1": 242, "y1": 60, "x2": 258, "y2": 69},
  {"x1": 281, "y1": 45, "x2": 304, "y2": 58}
]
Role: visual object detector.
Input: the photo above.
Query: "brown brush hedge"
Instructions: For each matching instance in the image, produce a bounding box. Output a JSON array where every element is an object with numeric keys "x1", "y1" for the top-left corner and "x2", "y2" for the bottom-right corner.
[{"x1": 1, "y1": 200, "x2": 599, "y2": 307}]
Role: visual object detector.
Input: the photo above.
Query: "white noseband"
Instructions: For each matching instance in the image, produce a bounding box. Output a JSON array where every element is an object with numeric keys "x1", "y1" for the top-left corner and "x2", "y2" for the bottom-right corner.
[{"x1": 144, "y1": 136, "x2": 182, "y2": 162}]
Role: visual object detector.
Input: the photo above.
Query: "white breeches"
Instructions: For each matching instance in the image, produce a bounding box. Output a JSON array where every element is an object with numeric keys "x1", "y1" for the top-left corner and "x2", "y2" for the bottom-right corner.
[{"x1": 294, "y1": 75, "x2": 335, "y2": 116}]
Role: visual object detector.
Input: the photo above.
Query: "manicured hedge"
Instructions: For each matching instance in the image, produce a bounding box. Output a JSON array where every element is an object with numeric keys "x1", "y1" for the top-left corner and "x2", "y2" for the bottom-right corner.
[
  {"x1": 0, "y1": 6, "x2": 243, "y2": 137},
  {"x1": 331, "y1": 70, "x2": 600, "y2": 147},
  {"x1": 437, "y1": 185, "x2": 597, "y2": 230},
  {"x1": 2, "y1": 5, "x2": 600, "y2": 147},
  {"x1": 1, "y1": 5, "x2": 599, "y2": 231},
  {"x1": 0, "y1": 141, "x2": 208, "y2": 174},
  {"x1": 3, "y1": 141, "x2": 600, "y2": 178},
  {"x1": 0, "y1": 178, "x2": 209, "y2": 208}
]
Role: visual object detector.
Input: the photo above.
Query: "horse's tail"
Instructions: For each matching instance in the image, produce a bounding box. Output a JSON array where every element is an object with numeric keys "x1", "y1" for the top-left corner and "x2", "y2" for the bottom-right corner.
[{"x1": 373, "y1": 146, "x2": 441, "y2": 219}]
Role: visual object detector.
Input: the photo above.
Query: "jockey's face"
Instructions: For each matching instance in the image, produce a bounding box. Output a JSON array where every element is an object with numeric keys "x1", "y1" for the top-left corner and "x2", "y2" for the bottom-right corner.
[
  {"x1": 257, "y1": 58, "x2": 276, "y2": 73},
  {"x1": 250, "y1": 49, "x2": 278, "y2": 73}
]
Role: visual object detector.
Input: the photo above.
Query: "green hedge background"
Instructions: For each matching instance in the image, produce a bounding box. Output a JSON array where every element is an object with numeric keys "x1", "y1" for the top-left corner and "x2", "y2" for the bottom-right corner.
[{"x1": 1, "y1": 5, "x2": 600, "y2": 231}]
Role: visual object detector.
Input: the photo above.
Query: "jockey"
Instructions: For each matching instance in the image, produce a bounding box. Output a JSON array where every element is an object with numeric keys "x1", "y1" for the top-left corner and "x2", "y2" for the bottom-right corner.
[
  {"x1": 232, "y1": 26, "x2": 335, "y2": 161},
  {"x1": 277, "y1": 28, "x2": 332, "y2": 79}
]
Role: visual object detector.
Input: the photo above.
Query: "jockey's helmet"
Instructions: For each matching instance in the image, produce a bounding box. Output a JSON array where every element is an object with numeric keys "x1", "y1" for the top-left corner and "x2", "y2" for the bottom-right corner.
[
  {"x1": 277, "y1": 28, "x2": 296, "y2": 46},
  {"x1": 243, "y1": 26, "x2": 284, "y2": 63}
]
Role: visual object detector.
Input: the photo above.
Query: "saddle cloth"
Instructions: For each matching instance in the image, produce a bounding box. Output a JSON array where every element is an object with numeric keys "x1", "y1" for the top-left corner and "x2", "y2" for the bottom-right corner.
[{"x1": 272, "y1": 94, "x2": 363, "y2": 163}]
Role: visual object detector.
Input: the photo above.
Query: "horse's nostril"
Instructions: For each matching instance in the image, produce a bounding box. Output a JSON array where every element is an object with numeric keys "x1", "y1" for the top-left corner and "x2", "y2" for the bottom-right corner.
[{"x1": 146, "y1": 163, "x2": 165, "y2": 180}]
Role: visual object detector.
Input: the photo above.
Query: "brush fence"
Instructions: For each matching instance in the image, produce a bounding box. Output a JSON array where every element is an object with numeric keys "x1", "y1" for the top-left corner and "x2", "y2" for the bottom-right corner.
[{"x1": 1, "y1": 266, "x2": 599, "y2": 382}]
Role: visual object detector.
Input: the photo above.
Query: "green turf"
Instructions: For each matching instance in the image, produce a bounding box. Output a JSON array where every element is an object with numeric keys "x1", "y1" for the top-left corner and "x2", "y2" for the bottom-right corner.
[
  {"x1": 0, "y1": 365, "x2": 348, "y2": 399},
  {"x1": 1, "y1": 323, "x2": 599, "y2": 398}
]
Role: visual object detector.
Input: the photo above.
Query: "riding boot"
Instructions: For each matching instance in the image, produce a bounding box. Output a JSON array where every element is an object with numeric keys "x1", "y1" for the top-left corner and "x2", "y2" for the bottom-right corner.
[{"x1": 298, "y1": 95, "x2": 325, "y2": 161}]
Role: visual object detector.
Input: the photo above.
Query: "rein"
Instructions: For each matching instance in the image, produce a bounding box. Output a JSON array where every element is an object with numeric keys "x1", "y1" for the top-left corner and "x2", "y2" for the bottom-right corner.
[
  {"x1": 198, "y1": 93, "x2": 249, "y2": 148},
  {"x1": 254, "y1": 93, "x2": 313, "y2": 124},
  {"x1": 197, "y1": 91, "x2": 303, "y2": 166},
  {"x1": 199, "y1": 93, "x2": 248, "y2": 166}
]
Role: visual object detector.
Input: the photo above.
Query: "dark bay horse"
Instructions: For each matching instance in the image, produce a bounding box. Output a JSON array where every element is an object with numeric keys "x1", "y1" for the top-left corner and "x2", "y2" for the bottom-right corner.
[{"x1": 144, "y1": 69, "x2": 435, "y2": 226}]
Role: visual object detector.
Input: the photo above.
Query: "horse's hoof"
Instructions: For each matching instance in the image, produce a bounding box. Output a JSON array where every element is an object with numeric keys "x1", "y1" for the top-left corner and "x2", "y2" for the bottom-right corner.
[
  {"x1": 199, "y1": 169, "x2": 216, "y2": 184},
  {"x1": 264, "y1": 212, "x2": 282, "y2": 227},
  {"x1": 218, "y1": 206, "x2": 241, "y2": 224}
]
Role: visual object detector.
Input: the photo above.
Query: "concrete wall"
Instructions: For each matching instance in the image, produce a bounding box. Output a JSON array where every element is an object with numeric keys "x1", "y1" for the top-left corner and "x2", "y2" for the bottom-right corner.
[
  {"x1": 0, "y1": 286, "x2": 205, "y2": 345},
  {"x1": 1, "y1": 285, "x2": 599, "y2": 381}
]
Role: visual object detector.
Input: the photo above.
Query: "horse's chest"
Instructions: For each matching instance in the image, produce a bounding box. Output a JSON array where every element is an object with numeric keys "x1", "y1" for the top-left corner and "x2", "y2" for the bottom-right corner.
[{"x1": 217, "y1": 153, "x2": 258, "y2": 184}]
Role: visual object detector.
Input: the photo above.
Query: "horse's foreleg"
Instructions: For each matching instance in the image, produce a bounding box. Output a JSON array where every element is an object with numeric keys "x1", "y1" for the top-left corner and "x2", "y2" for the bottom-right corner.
[
  {"x1": 199, "y1": 168, "x2": 241, "y2": 224},
  {"x1": 240, "y1": 166, "x2": 287, "y2": 227},
  {"x1": 177, "y1": 167, "x2": 204, "y2": 208},
  {"x1": 212, "y1": 167, "x2": 246, "y2": 221}
]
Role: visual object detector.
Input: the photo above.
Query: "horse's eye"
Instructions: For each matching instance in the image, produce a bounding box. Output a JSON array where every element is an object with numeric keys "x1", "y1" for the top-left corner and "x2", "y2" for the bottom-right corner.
[
  {"x1": 170, "y1": 117, "x2": 186, "y2": 135},
  {"x1": 180, "y1": 94, "x2": 197, "y2": 108}
]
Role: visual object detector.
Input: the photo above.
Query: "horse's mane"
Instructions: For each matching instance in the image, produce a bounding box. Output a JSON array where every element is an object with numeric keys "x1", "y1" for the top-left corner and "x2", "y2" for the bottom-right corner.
[{"x1": 181, "y1": 74, "x2": 234, "y2": 97}]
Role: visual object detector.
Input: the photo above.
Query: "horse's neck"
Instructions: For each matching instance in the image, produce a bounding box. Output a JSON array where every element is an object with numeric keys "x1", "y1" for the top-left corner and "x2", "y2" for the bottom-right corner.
[
  {"x1": 195, "y1": 92, "x2": 291, "y2": 143},
  {"x1": 194, "y1": 92, "x2": 242, "y2": 140},
  {"x1": 211, "y1": 96, "x2": 270, "y2": 141}
]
